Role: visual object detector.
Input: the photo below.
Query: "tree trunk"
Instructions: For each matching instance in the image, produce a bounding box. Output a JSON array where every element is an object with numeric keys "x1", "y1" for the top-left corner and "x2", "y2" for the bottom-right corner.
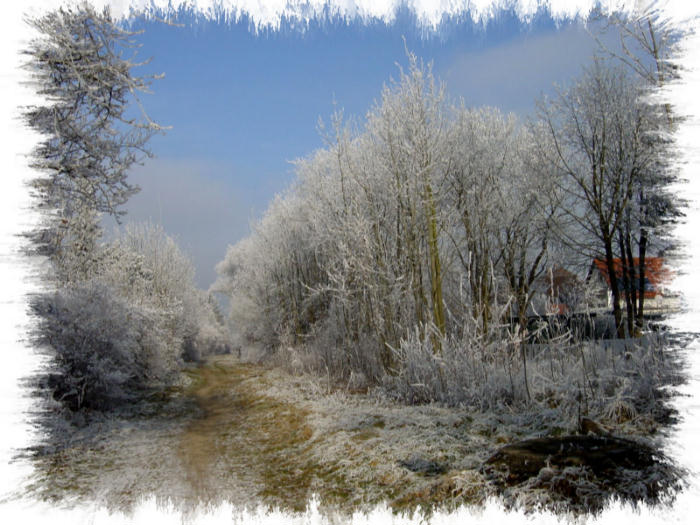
[
  {"x1": 636, "y1": 228, "x2": 648, "y2": 332},
  {"x1": 618, "y1": 228, "x2": 634, "y2": 338},
  {"x1": 424, "y1": 181, "x2": 445, "y2": 346},
  {"x1": 604, "y1": 237, "x2": 626, "y2": 339}
]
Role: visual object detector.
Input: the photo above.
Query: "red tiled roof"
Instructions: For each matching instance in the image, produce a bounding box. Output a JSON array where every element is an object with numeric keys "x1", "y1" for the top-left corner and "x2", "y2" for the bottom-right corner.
[{"x1": 591, "y1": 257, "x2": 670, "y2": 299}]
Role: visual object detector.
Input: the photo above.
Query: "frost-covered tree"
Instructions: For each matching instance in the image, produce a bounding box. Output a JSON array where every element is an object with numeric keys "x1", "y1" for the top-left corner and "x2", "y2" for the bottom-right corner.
[
  {"x1": 216, "y1": 56, "x2": 560, "y2": 383},
  {"x1": 18, "y1": 6, "x2": 228, "y2": 413},
  {"x1": 593, "y1": 7, "x2": 681, "y2": 120},
  {"x1": 215, "y1": 191, "x2": 320, "y2": 351},
  {"x1": 443, "y1": 106, "x2": 516, "y2": 335},
  {"x1": 494, "y1": 124, "x2": 559, "y2": 331},
  {"x1": 217, "y1": 56, "x2": 454, "y2": 374},
  {"x1": 22, "y1": 3, "x2": 163, "y2": 280},
  {"x1": 114, "y1": 222, "x2": 195, "y2": 307},
  {"x1": 537, "y1": 62, "x2": 658, "y2": 337},
  {"x1": 592, "y1": 10, "x2": 683, "y2": 332},
  {"x1": 368, "y1": 53, "x2": 449, "y2": 343}
]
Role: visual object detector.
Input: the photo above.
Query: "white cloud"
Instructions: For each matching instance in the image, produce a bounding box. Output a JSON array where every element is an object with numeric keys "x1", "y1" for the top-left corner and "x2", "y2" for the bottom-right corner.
[
  {"x1": 105, "y1": 158, "x2": 253, "y2": 288},
  {"x1": 440, "y1": 21, "x2": 610, "y2": 114}
]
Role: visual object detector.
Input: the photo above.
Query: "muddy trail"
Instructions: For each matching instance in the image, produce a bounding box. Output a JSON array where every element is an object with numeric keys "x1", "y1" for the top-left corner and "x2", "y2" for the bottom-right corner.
[
  {"x1": 177, "y1": 356, "x2": 320, "y2": 511},
  {"x1": 24, "y1": 355, "x2": 341, "y2": 513}
]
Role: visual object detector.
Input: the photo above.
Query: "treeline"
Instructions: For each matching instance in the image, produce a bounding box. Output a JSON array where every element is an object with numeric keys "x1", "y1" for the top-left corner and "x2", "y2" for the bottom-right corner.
[
  {"x1": 24, "y1": 5, "x2": 229, "y2": 412},
  {"x1": 216, "y1": 14, "x2": 680, "y2": 407}
]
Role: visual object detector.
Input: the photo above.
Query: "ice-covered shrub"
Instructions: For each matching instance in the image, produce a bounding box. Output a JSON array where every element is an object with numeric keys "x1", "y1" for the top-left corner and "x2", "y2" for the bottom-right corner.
[
  {"x1": 382, "y1": 321, "x2": 526, "y2": 409},
  {"x1": 380, "y1": 320, "x2": 676, "y2": 433},
  {"x1": 31, "y1": 221, "x2": 233, "y2": 411},
  {"x1": 110, "y1": 223, "x2": 231, "y2": 362},
  {"x1": 31, "y1": 281, "x2": 181, "y2": 411}
]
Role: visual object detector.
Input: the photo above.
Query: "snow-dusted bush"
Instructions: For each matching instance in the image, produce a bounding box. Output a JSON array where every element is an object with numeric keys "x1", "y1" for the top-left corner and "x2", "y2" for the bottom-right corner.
[
  {"x1": 32, "y1": 221, "x2": 232, "y2": 411},
  {"x1": 32, "y1": 281, "x2": 179, "y2": 411},
  {"x1": 111, "y1": 222, "x2": 231, "y2": 362},
  {"x1": 382, "y1": 322, "x2": 676, "y2": 431}
]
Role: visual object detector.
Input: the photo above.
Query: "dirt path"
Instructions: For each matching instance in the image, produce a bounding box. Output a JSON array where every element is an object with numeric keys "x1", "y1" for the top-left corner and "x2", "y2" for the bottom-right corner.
[
  {"x1": 26, "y1": 354, "x2": 486, "y2": 514},
  {"x1": 24, "y1": 355, "x2": 321, "y2": 512},
  {"x1": 175, "y1": 355, "x2": 489, "y2": 514},
  {"x1": 177, "y1": 355, "x2": 319, "y2": 510},
  {"x1": 179, "y1": 358, "x2": 243, "y2": 502}
]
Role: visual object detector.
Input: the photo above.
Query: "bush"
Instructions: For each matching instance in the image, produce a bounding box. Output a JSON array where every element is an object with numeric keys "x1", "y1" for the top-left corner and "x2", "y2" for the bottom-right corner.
[
  {"x1": 31, "y1": 222, "x2": 234, "y2": 412},
  {"x1": 32, "y1": 281, "x2": 181, "y2": 411},
  {"x1": 380, "y1": 321, "x2": 676, "y2": 432}
]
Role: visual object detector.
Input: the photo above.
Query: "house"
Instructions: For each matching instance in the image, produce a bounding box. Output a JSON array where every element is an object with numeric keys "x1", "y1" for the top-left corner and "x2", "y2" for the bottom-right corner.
[{"x1": 586, "y1": 257, "x2": 678, "y2": 314}]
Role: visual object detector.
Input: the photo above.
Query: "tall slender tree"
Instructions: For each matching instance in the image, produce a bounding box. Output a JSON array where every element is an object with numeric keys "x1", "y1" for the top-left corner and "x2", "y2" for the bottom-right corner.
[{"x1": 23, "y1": 3, "x2": 163, "y2": 281}]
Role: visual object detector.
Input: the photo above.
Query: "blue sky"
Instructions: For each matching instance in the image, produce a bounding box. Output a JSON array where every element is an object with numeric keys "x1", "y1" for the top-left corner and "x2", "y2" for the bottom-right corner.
[{"x1": 112, "y1": 6, "x2": 621, "y2": 289}]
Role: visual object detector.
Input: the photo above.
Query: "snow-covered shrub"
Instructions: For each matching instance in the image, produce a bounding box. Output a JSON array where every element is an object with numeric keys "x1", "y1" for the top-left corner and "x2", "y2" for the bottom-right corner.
[
  {"x1": 31, "y1": 221, "x2": 233, "y2": 411},
  {"x1": 31, "y1": 281, "x2": 179, "y2": 411},
  {"x1": 380, "y1": 319, "x2": 676, "y2": 433},
  {"x1": 110, "y1": 222, "x2": 231, "y2": 362},
  {"x1": 383, "y1": 321, "x2": 526, "y2": 409}
]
